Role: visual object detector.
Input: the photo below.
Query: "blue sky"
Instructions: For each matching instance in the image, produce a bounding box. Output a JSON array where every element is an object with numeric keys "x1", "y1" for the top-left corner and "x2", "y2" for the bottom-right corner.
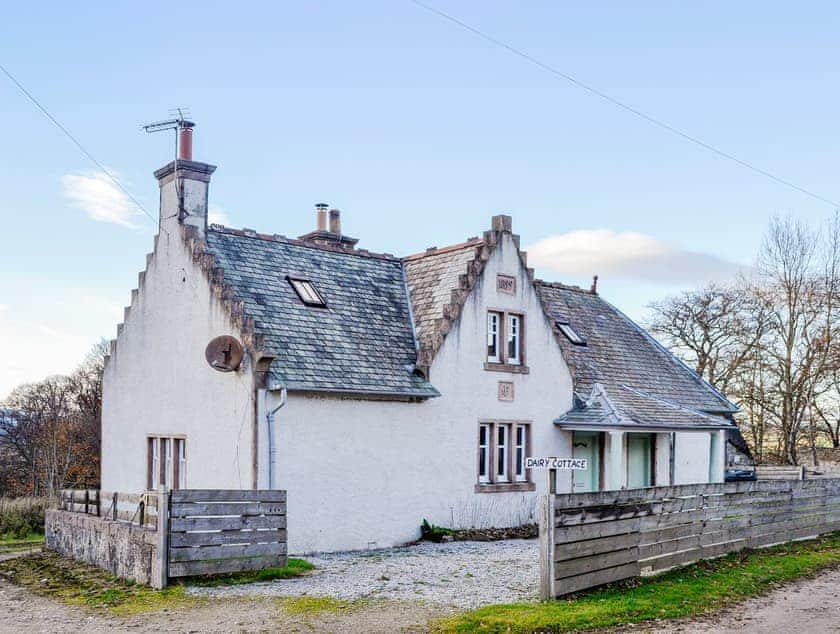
[{"x1": 1, "y1": 1, "x2": 838, "y2": 398}]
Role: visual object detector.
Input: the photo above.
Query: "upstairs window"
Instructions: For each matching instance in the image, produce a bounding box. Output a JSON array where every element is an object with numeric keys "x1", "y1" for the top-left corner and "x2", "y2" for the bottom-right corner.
[
  {"x1": 557, "y1": 320, "x2": 586, "y2": 346},
  {"x1": 487, "y1": 312, "x2": 501, "y2": 362},
  {"x1": 507, "y1": 314, "x2": 522, "y2": 365},
  {"x1": 287, "y1": 277, "x2": 326, "y2": 307}
]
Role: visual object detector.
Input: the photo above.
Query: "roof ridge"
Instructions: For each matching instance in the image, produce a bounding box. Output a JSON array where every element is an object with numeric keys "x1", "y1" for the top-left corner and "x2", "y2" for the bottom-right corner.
[
  {"x1": 208, "y1": 225, "x2": 399, "y2": 261},
  {"x1": 534, "y1": 279, "x2": 592, "y2": 294},
  {"x1": 403, "y1": 238, "x2": 486, "y2": 261}
]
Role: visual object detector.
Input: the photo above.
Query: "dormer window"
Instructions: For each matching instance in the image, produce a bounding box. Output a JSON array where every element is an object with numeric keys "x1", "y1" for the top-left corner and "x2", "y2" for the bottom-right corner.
[
  {"x1": 557, "y1": 320, "x2": 586, "y2": 346},
  {"x1": 287, "y1": 277, "x2": 326, "y2": 307}
]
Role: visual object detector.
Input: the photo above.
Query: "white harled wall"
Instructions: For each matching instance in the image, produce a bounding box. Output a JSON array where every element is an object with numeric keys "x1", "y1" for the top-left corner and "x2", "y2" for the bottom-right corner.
[
  {"x1": 266, "y1": 233, "x2": 575, "y2": 553},
  {"x1": 101, "y1": 173, "x2": 254, "y2": 494}
]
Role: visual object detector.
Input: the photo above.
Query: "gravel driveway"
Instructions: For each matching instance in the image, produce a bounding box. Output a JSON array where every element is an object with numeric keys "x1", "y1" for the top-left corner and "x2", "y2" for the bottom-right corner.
[{"x1": 190, "y1": 538, "x2": 540, "y2": 609}]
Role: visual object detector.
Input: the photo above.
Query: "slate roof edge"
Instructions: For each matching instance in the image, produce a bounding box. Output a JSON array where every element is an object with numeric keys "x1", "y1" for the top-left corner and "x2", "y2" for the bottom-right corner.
[
  {"x1": 285, "y1": 384, "x2": 441, "y2": 399},
  {"x1": 403, "y1": 238, "x2": 485, "y2": 261}
]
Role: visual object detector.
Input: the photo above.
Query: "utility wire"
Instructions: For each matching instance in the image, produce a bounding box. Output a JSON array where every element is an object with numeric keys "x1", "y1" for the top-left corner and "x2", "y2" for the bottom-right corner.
[
  {"x1": 410, "y1": 0, "x2": 840, "y2": 209},
  {"x1": 0, "y1": 63, "x2": 158, "y2": 227}
]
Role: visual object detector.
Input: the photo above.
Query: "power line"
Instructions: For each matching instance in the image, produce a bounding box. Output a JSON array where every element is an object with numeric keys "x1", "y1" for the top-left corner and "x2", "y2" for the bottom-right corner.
[
  {"x1": 410, "y1": 0, "x2": 840, "y2": 209},
  {"x1": 0, "y1": 63, "x2": 158, "y2": 227}
]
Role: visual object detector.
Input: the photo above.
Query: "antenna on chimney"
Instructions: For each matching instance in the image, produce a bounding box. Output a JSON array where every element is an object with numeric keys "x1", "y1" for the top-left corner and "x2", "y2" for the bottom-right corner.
[{"x1": 142, "y1": 108, "x2": 195, "y2": 222}]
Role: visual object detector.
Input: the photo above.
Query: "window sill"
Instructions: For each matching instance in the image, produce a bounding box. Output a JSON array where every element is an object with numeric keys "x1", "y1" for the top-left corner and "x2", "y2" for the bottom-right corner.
[
  {"x1": 484, "y1": 362, "x2": 530, "y2": 374},
  {"x1": 474, "y1": 482, "x2": 536, "y2": 493}
]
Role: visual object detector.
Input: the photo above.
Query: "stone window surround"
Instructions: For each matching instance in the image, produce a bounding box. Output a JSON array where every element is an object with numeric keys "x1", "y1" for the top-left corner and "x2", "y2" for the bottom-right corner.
[
  {"x1": 484, "y1": 307, "x2": 529, "y2": 374},
  {"x1": 475, "y1": 420, "x2": 536, "y2": 493}
]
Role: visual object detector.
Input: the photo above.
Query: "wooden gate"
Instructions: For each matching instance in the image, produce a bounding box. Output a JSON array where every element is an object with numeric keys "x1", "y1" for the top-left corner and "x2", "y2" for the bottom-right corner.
[{"x1": 167, "y1": 489, "x2": 287, "y2": 578}]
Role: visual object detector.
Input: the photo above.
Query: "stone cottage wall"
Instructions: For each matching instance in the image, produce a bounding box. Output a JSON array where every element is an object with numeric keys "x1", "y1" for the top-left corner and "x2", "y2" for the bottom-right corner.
[{"x1": 45, "y1": 509, "x2": 162, "y2": 587}]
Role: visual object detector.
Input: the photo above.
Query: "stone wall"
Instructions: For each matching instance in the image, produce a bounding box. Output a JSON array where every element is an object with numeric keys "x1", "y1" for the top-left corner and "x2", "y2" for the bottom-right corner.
[{"x1": 45, "y1": 509, "x2": 162, "y2": 587}]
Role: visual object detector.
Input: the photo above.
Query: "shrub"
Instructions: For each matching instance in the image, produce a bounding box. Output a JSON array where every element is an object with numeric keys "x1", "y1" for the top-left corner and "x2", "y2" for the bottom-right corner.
[
  {"x1": 0, "y1": 497, "x2": 48, "y2": 538},
  {"x1": 420, "y1": 519, "x2": 455, "y2": 543}
]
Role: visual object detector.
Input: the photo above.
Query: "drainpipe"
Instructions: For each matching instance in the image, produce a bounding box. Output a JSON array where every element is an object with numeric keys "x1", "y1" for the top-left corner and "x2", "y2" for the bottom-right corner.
[{"x1": 266, "y1": 385, "x2": 287, "y2": 490}]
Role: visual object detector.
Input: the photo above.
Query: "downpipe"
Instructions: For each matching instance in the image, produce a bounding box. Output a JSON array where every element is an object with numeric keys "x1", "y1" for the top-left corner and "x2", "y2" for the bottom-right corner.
[{"x1": 266, "y1": 386, "x2": 287, "y2": 490}]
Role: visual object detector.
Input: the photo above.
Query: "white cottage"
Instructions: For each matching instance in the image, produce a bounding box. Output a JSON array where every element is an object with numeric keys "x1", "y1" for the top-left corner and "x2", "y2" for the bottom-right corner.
[{"x1": 101, "y1": 144, "x2": 738, "y2": 553}]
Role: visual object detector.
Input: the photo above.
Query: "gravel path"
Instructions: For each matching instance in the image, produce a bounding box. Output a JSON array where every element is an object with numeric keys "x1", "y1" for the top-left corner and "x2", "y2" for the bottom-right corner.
[{"x1": 190, "y1": 538, "x2": 540, "y2": 609}]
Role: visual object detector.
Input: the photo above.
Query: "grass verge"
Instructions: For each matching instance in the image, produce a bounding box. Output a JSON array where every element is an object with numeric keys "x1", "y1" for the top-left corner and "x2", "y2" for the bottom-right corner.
[
  {"x1": 277, "y1": 595, "x2": 366, "y2": 616},
  {"x1": 0, "y1": 551, "x2": 197, "y2": 615},
  {"x1": 434, "y1": 531, "x2": 840, "y2": 633},
  {"x1": 0, "y1": 532, "x2": 44, "y2": 554},
  {"x1": 0, "y1": 552, "x2": 313, "y2": 616}
]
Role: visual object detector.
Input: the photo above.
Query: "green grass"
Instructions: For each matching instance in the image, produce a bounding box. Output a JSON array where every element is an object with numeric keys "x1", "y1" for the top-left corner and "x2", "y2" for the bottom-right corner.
[
  {"x1": 0, "y1": 532, "x2": 44, "y2": 554},
  {"x1": 0, "y1": 552, "x2": 313, "y2": 615},
  {"x1": 276, "y1": 595, "x2": 366, "y2": 616},
  {"x1": 187, "y1": 557, "x2": 314, "y2": 586},
  {"x1": 435, "y1": 532, "x2": 840, "y2": 633}
]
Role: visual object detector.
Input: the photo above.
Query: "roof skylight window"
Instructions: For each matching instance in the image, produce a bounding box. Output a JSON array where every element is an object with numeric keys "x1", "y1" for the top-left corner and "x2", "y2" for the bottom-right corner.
[
  {"x1": 287, "y1": 276, "x2": 326, "y2": 307},
  {"x1": 557, "y1": 321, "x2": 586, "y2": 346}
]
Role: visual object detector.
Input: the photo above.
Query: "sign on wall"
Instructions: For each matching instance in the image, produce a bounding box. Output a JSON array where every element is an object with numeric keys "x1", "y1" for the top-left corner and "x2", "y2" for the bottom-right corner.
[
  {"x1": 498, "y1": 381, "x2": 514, "y2": 402},
  {"x1": 496, "y1": 274, "x2": 516, "y2": 295},
  {"x1": 525, "y1": 457, "x2": 588, "y2": 470}
]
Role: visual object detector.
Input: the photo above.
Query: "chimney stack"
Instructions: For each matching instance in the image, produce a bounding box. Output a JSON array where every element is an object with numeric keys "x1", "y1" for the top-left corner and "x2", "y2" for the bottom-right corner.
[
  {"x1": 298, "y1": 204, "x2": 358, "y2": 249},
  {"x1": 178, "y1": 122, "x2": 194, "y2": 161},
  {"x1": 329, "y1": 209, "x2": 342, "y2": 234},
  {"x1": 590, "y1": 275, "x2": 599, "y2": 294},
  {"x1": 315, "y1": 203, "x2": 328, "y2": 231}
]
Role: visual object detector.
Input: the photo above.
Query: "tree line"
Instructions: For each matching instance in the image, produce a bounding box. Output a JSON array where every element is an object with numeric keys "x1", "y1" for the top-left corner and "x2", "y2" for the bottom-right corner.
[
  {"x1": 648, "y1": 214, "x2": 840, "y2": 466},
  {"x1": 0, "y1": 340, "x2": 106, "y2": 497}
]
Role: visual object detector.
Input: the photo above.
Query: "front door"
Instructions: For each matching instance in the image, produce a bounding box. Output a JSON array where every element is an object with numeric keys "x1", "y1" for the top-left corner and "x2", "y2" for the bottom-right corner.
[
  {"x1": 572, "y1": 432, "x2": 600, "y2": 492},
  {"x1": 627, "y1": 434, "x2": 653, "y2": 488}
]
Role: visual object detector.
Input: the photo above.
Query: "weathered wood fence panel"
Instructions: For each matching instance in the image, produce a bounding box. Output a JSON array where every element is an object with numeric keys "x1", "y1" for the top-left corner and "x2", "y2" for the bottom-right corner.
[
  {"x1": 59, "y1": 489, "x2": 100, "y2": 517},
  {"x1": 167, "y1": 489, "x2": 287, "y2": 578},
  {"x1": 541, "y1": 478, "x2": 840, "y2": 599}
]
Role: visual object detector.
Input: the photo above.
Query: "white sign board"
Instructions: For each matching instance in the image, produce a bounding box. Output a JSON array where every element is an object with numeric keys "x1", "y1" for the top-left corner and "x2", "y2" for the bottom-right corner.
[{"x1": 525, "y1": 457, "x2": 588, "y2": 470}]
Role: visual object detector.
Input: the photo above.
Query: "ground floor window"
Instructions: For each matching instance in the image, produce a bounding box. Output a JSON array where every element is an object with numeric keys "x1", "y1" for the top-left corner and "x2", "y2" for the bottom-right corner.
[
  {"x1": 147, "y1": 436, "x2": 186, "y2": 490},
  {"x1": 477, "y1": 421, "x2": 533, "y2": 491}
]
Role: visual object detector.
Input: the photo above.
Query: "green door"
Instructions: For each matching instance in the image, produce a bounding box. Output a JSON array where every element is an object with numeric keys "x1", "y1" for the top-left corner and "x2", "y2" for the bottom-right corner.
[
  {"x1": 572, "y1": 432, "x2": 600, "y2": 492},
  {"x1": 627, "y1": 434, "x2": 652, "y2": 488}
]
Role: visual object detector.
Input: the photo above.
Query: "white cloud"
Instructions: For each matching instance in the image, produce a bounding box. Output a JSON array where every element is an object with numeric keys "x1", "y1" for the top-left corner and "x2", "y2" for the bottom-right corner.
[
  {"x1": 62, "y1": 171, "x2": 142, "y2": 228},
  {"x1": 527, "y1": 229, "x2": 742, "y2": 284},
  {"x1": 208, "y1": 205, "x2": 230, "y2": 226}
]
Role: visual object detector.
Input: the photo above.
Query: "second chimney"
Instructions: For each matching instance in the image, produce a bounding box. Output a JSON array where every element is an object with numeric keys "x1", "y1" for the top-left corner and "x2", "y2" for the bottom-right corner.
[
  {"x1": 178, "y1": 122, "x2": 194, "y2": 161},
  {"x1": 316, "y1": 203, "x2": 328, "y2": 231},
  {"x1": 329, "y1": 208, "x2": 341, "y2": 234}
]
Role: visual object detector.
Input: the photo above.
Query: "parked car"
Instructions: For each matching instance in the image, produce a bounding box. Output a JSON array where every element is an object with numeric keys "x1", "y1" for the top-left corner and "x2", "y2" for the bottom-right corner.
[{"x1": 725, "y1": 468, "x2": 757, "y2": 482}]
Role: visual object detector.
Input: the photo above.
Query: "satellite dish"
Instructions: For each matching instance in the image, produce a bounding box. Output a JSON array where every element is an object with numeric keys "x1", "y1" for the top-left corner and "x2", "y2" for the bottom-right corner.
[{"x1": 205, "y1": 336, "x2": 244, "y2": 372}]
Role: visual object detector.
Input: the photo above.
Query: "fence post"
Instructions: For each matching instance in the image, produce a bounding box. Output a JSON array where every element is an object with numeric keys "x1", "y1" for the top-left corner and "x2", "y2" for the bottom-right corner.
[
  {"x1": 84, "y1": 489, "x2": 89, "y2": 515},
  {"x1": 154, "y1": 485, "x2": 169, "y2": 589},
  {"x1": 539, "y1": 468, "x2": 557, "y2": 600},
  {"x1": 800, "y1": 465, "x2": 806, "y2": 480},
  {"x1": 112, "y1": 492, "x2": 118, "y2": 521}
]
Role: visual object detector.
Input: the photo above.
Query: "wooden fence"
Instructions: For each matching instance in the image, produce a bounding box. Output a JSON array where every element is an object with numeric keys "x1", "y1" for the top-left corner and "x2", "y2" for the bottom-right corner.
[
  {"x1": 539, "y1": 476, "x2": 840, "y2": 599},
  {"x1": 60, "y1": 489, "x2": 100, "y2": 516},
  {"x1": 754, "y1": 465, "x2": 806, "y2": 480},
  {"x1": 167, "y1": 489, "x2": 287, "y2": 578}
]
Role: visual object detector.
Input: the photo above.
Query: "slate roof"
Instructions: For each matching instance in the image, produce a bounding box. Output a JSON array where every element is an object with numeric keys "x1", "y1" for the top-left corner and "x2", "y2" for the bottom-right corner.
[
  {"x1": 204, "y1": 227, "x2": 438, "y2": 398},
  {"x1": 403, "y1": 240, "x2": 485, "y2": 363},
  {"x1": 536, "y1": 281, "x2": 737, "y2": 430}
]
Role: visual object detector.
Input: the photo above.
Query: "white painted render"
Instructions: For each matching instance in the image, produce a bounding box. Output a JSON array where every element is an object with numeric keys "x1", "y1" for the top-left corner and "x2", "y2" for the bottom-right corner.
[
  {"x1": 101, "y1": 172, "x2": 255, "y2": 494},
  {"x1": 264, "y1": 233, "x2": 576, "y2": 553}
]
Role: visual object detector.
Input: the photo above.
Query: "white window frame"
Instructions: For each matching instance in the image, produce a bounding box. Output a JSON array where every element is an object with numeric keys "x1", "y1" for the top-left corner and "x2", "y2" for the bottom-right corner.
[
  {"x1": 507, "y1": 314, "x2": 521, "y2": 365},
  {"x1": 151, "y1": 438, "x2": 160, "y2": 490},
  {"x1": 478, "y1": 424, "x2": 491, "y2": 483},
  {"x1": 487, "y1": 311, "x2": 501, "y2": 363},
  {"x1": 178, "y1": 439, "x2": 187, "y2": 489},
  {"x1": 496, "y1": 424, "x2": 509, "y2": 482},
  {"x1": 514, "y1": 424, "x2": 527, "y2": 481},
  {"x1": 557, "y1": 321, "x2": 586, "y2": 346}
]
